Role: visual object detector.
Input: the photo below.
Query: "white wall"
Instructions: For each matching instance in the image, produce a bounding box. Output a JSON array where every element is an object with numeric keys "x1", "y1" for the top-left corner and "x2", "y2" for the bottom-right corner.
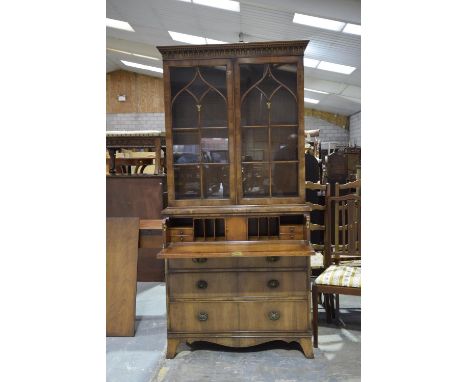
[
  {"x1": 305, "y1": 115, "x2": 350, "y2": 150},
  {"x1": 106, "y1": 112, "x2": 165, "y2": 132}
]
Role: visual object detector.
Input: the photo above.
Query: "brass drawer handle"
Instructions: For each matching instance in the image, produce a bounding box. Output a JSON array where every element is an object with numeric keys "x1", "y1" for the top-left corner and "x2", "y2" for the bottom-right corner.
[
  {"x1": 267, "y1": 279, "x2": 280, "y2": 288},
  {"x1": 289, "y1": 227, "x2": 295, "y2": 232},
  {"x1": 179, "y1": 230, "x2": 184, "y2": 235},
  {"x1": 179, "y1": 236, "x2": 184, "y2": 242},
  {"x1": 192, "y1": 258, "x2": 207, "y2": 263},
  {"x1": 197, "y1": 280, "x2": 208, "y2": 289},
  {"x1": 198, "y1": 312, "x2": 208, "y2": 321},
  {"x1": 266, "y1": 256, "x2": 280, "y2": 262},
  {"x1": 268, "y1": 311, "x2": 280, "y2": 321},
  {"x1": 289, "y1": 234, "x2": 294, "y2": 239}
]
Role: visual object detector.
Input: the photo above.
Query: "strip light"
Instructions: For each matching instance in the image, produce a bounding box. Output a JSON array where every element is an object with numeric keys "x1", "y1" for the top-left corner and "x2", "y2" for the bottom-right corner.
[
  {"x1": 121, "y1": 60, "x2": 163, "y2": 73},
  {"x1": 305, "y1": 88, "x2": 329, "y2": 95},
  {"x1": 107, "y1": 48, "x2": 159, "y2": 61},
  {"x1": 169, "y1": 31, "x2": 226, "y2": 45},
  {"x1": 304, "y1": 97, "x2": 320, "y2": 104},
  {"x1": 106, "y1": 18, "x2": 134, "y2": 32},
  {"x1": 293, "y1": 13, "x2": 345, "y2": 31},
  {"x1": 343, "y1": 23, "x2": 361, "y2": 35}
]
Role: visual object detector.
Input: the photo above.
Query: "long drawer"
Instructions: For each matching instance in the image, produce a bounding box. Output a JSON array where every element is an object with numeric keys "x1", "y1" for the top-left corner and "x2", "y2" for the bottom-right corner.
[
  {"x1": 168, "y1": 301, "x2": 309, "y2": 333},
  {"x1": 168, "y1": 270, "x2": 308, "y2": 299},
  {"x1": 168, "y1": 256, "x2": 308, "y2": 270}
]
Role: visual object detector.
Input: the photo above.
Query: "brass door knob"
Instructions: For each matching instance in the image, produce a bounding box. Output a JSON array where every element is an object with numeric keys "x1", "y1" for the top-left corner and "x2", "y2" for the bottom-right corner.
[
  {"x1": 266, "y1": 256, "x2": 280, "y2": 262},
  {"x1": 268, "y1": 311, "x2": 280, "y2": 321},
  {"x1": 267, "y1": 279, "x2": 280, "y2": 288},
  {"x1": 198, "y1": 312, "x2": 208, "y2": 321},
  {"x1": 192, "y1": 258, "x2": 207, "y2": 263},
  {"x1": 197, "y1": 280, "x2": 208, "y2": 289}
]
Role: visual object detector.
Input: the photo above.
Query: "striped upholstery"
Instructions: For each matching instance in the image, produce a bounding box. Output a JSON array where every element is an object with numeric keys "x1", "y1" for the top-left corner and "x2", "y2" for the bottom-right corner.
[{"x1": 315, "y1": 265, "x2": 361, "y2": 288}]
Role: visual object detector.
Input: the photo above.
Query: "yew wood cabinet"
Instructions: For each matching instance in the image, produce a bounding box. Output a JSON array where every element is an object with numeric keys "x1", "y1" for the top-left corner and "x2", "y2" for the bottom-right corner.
[{"x1": 156, "y1": 40, "x2": 314, "y2": 358}]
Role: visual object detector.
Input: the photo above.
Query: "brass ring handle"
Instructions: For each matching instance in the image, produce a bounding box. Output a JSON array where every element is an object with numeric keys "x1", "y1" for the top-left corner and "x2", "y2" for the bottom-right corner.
[
  {"x1": 197, "y1": 280, "x2": 208, "y2": 289},
  {"x1": 192, "y1": 258, "x2": 207, "y2": 263},
  {"x1": 268, "y1": 311, "x2": 280, "y2": 321},
  {"x1": 198, "y1": 312, "x2": 208, "y2": 321},
  {"x1": 266, "y1": 256, "x2": 280, "y2": 262},
  {"x1": 267, "y1": 279, "x2": 280, "y2": 288}
]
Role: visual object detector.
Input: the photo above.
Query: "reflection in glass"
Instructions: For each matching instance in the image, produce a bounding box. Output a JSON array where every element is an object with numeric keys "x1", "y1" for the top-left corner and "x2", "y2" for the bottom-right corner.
[
  {"x1": 201, "y1": 129, "x2": 228, "y2": 163},
  {"x1": 270, "y1": 87, "x2": 298, "y2": 125},
  {"x1": 242, "y1": 128, "x2": 268, "y2": 162},
  {"x1": 241, "y1": 88, "x2": 269, "y2": 126},
  {"x1": 170, "y1": 67, "x2": 196, "y2": 97},
  {"x1": 172, "y1": 92, "x2": 198, "y2": 128},
  {"x1": 199, "y1": 66, "x2": 227, "y2": 98},
  {"x1": 272, "y1": 163, "x2": 298, "y2": 197},
  {"x1": 242, "y1": 163, "x2": 269, "y2": 197},
  {"x1": 201, "y1": 90, "x2": 227, "y2": 127},
  {"x1": 271, "y1": 64, "x2": 297, "y2": 94},
  {"x1": 240, "y1": 64, "x2": 264, "y2": 95},
  {"x1": 203, "y1": 164, "x2": 229, "y2": 199},
  {"x1": 271, "y1": 128, "x2": 298, "y2": 161},
  {"x1": 174, "y1": 165, "x2": 201, "y2": 199},
  {"x1": 173, "y1": 132, "x2": 199, "y2": 164}
]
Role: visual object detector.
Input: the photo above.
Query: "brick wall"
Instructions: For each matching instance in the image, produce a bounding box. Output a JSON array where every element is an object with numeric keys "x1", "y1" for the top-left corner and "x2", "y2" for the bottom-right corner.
[
  {"x1": 305, "y1": 115, "x2": 349, "y2": 150},
  {"x1": 106, "y1": 113, "x2": 165, "y2": 132},
  {"x1": 349, "y1": 112, "x2": 361, "y2": 146}
]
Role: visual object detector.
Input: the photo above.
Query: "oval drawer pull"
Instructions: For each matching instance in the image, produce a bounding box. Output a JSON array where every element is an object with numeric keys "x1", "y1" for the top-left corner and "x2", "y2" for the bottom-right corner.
[
  {"x1": 289, "y1": 227, "x2": 295, "y2": 232},
  {"x1": 268, "y1": 311, "x2": 280, "y2": 321},
  {"x1": 192, "y1": 258, "x2": 207, "y2": 263},
  {"x1": 179, "y1": 230, "x2": 184, "y2": 235},
  {"x1": 198, "y1": 312, "x2": 208, "y2": 321},
  {"x1": 197, "y1": 280, "x2": 208, "y2": 289},
  {"x1": 267, "y1": 279, "x2": 280, "y2": 288},
  {"x1": 179, "y1": 236, "x2": 184, "y2": 242},
  {"x1": 266, "y1": 256, "x2": 280, "y2": 262}
]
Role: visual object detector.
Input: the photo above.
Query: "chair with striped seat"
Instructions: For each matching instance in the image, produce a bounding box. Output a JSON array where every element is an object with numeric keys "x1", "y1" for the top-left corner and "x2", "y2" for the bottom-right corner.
[{"x1": 312, "y1": 193, "x2": 361, "y2": 348}]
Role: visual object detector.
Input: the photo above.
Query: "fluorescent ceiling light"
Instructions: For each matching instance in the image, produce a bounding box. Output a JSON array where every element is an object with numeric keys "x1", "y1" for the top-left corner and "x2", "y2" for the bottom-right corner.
[
  {"x1": 304, "y1": 97, "x2": 320, "y2": 104},
  {"x1": 169, "y1": 31, "x2": 226, "y2": 45},
  {"x1": 121, "y1": 60, "x2": 163, "y2": 73},
  {"x1": 193, "y1": 0, "x2": 239, "y2": 12},
  {"x1": 106, "y1": 18, "x2": 134, "y2": 32},
  {"x1": 293, "y1": 13, "x2": 345, "y2": 31},
  {"x1": 343, "y1": 23, "x2": 361, "y2": 35},
  {"x1": 305, "y1": 88, "x2": 329, "y2": 95},
  {"x1": 107, "y1": 48, "x2": 159, "y2": 61},
  {"x1": 304, "y1": 58, "x2": 319, "y2": 68},
  {"x1": 317, "y1": 61, "x2": 356, "y2": 75}
]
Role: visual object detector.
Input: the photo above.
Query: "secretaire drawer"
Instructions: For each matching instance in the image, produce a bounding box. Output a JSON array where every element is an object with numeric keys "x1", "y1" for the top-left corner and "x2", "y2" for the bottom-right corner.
[
  {"x1": 169, "y1": 234, "x2": 193, "y2": 243},
  {"x1": 238, "y1": 301, "x2": 309, "y2": 332},
  {"x1": 279, "y1": 225, "x2": 303, "y2": 234},
  {"x1": 279, "y1": 232, "x2": 304, "y2": 240},
  {"x1": 168, "y1": 258, "x2": 237, "y2": 269},
  {"x1": 238, "y1": 271, "x2": 307, "y2": 298},
  {"x1": 168, "y1": 302, "x2": 238, "y2": 333},
  {"x1": 168, "y1": 227, "x2": 194, "y2": 236},
  {"x1": 168, "y1": 272, "x2": 237, "y2": 299},
  {"x1": 237, "y1": 256, "x2": 307, "y2": 268}
]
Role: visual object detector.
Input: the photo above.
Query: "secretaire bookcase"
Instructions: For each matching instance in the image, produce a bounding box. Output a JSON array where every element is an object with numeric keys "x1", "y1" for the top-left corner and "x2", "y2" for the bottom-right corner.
[{"x1": 156, "y1": 40, "x2": 314, "y2": 358}]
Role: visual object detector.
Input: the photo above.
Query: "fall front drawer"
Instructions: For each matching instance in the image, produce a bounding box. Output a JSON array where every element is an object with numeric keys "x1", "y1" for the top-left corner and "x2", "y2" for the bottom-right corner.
[
  {"x1": 168, "y1": 301, "x2": 309, "y2": 333},
  {"x1": 168, "y1": 256, "x2": 308, "y2": 270},
  {"x1": 168, "y1": 270, "x2": 307, "y2": 299}
]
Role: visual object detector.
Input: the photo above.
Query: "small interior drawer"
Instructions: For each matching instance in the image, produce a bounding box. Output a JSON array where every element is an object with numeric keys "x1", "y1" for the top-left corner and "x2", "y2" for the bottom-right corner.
[
  {"x1": 169, "y1": 235, "x2": 193, "y2": 243},
  {"x1": 279, "y1": 225, "x2": 303, "y2": 234},
  {"x1": 279, "y1": 232, "x2": 304, "y2": 240},
  {"x1": 169, "y1": 227, "x2": 194, "y2": 236}
]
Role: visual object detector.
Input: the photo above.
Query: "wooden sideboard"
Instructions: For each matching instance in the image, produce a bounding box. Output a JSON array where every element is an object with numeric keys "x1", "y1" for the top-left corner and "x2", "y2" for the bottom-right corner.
[
  {"x1": 107, "y1": 175, "x2": 167, "y2": 281},
  {"x1": 156, "y1": 40, "x2": 314, "y2": 358}
]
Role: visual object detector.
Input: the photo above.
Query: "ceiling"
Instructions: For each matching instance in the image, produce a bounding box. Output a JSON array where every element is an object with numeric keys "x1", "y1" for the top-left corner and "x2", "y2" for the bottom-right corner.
[{"x1": 106, "y1": 0, "x2": 361, "y2": 116}]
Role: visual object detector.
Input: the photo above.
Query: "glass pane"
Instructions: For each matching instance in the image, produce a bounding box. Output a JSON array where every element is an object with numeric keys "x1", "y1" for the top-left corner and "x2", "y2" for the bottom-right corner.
[
  {"x1": 174, "y1": 165, "x2": 200, "y2": 199},
  {"x1": 242, "y1": 163, "x2": 270, "y2": 197},
  {"x1": 270, "y1": 87, "x2": 298, "y2": 125},
  {"x1": 173, "y1": 131, "x2": 199, "y2": 164},
  {"x1": 242, "y1": 128, "x2": 268, "y2": 162},
  {"x1": 201, "y1": 129, "x2": 229, "y2": 163},
  {"x1": 170, "y1": 67, "x2": 196, "y2": 98},
  {"x1": 241, "y1": 88, "x2": 268, "y2": 126},
  {"x1": 271, "y1": 63, "x2": 297, "y2": 95},
  {"x1": 199, "y1": 66, "x2": 227, "y2": 98},
  {"x1": 203, "y1": 164, "x2": 229, "y2": 199},
  {"x1": 172, "y1": 91, "x2": 199, "y2": 128},
  {"x1": 240, "y1": 64, "x2": 265, "y2": 95},
  {"x1": 272, "y1": 163, "x2": 298, "y2": 197},
  {"x1": 200, "y1": 90, "x2": 227, "y2": 127},
  {"x1": 271, "y1": 128, "x2": 298, "y2": 161}
]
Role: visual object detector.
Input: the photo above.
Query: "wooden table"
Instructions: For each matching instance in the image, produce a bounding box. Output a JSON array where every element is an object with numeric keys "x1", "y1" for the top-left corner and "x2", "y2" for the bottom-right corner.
[{"x1": 106, "y1": 131, "x2": 166, "y2": 175}]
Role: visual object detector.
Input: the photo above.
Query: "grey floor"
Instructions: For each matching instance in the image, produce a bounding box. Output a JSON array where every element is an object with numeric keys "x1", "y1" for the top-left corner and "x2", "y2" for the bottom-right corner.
[{"x1": 107, "y1": 282, "x2": 361, "y2": 382}]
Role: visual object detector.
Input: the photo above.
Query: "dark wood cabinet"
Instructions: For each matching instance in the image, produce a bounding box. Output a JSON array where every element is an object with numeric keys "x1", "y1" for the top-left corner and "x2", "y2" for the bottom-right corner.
[{"x1": 157, "y1": 40, "x2": 314, "y2": 358}]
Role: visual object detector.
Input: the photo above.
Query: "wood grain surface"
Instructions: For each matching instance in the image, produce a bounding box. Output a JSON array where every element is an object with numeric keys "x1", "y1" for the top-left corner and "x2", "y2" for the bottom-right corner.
[{"x1": 106, "y1": 217, "x2": 139, "y2": 336}]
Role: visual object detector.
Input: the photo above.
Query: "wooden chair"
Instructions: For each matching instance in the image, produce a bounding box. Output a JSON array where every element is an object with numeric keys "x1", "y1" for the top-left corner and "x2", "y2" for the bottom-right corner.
[
  {"x1": 304, "y1": 181, "x2": 329, "y2": 273},
  {"x1": 312, "y1": 193, "x2": 361, "y2": 348}
]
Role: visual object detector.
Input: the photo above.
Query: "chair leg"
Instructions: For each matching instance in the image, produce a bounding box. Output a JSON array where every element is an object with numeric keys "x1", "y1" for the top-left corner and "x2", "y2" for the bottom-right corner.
[
  {"x1": 335, "y1": 294, "x2": 340, "y2": 321},
  {"x1": 312, "y1": 284, "x2": 318, "y2": 348},
  {"x1": 325, "y1": 294, "x2": 332, "y2": 323},
  {"x1": 330, "y1": 294, "x2": 336, "y2": 319}
]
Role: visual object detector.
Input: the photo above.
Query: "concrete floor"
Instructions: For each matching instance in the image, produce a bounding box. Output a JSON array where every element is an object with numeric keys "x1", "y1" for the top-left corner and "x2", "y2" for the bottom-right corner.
[{"x1": 106, "y1": 282, "x2": 361, "y2": 382}]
